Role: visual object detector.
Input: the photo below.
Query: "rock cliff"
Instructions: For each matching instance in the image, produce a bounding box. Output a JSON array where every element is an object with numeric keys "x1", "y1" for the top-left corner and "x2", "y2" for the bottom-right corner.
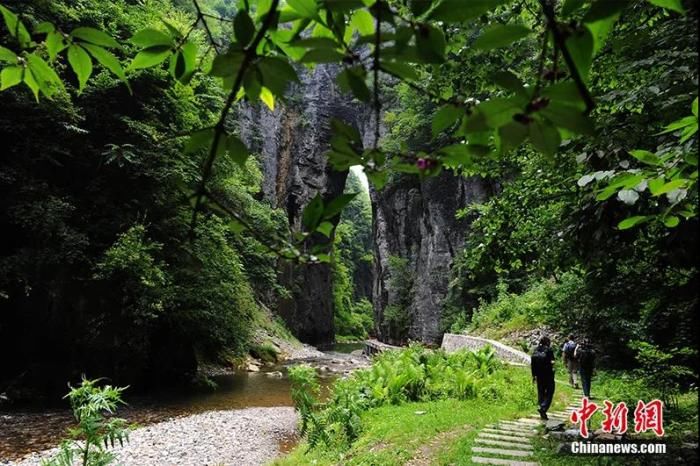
[
  {"x1": 238, "y1": 64, "x2": 367, "y2": 346},
  {"x1": 371, "y1": 172, "x2": 492, "y2": 345}
]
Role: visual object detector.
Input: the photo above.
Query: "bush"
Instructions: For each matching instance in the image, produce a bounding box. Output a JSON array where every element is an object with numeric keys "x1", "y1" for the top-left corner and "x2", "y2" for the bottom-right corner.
[
  {"x1": 289, "y1": 345, "x2": 530, "y2": 453},
  {"x1": 250, "y1": 342, "x2": 280, "y2": 363},
  {"x1": 42, "y1": 378, "x2": 133, "y2": 466}
]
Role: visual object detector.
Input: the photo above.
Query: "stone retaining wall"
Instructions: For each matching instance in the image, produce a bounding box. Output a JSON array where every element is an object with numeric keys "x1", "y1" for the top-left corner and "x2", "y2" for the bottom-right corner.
[{"x1": 441, "y1": 333, "x2": 531, "y2": 365}]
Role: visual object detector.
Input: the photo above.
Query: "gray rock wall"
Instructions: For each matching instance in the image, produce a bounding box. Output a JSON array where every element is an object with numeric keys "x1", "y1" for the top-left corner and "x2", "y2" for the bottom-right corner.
[
  {"x1": 371, "y1": 172, "x2": 492, "y2": 345},
  {"x1": 238, "y1": 64, "x2": 370, "y2": 346}
]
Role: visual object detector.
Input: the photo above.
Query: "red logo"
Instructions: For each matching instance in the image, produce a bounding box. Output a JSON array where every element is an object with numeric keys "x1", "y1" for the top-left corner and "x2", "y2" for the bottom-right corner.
[
  {"x1": 570, "y1": 397, "x2": 599, "y2": 438},
  {"x1": 634, "y1": 399, "x2": 665, "y2": 437},
  {"x1": 601, "y1": 400, "x2": 629, "y2": 434}
]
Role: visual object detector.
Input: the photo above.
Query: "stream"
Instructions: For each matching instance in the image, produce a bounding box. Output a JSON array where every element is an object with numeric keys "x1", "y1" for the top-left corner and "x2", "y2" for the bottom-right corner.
[{"x1": 0, "y1": 342, "x2": 366, "y2": 463}]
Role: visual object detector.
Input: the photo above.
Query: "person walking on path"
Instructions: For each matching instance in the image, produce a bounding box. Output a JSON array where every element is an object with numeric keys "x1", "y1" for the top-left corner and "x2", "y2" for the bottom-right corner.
[
  {"x1": 531, "y1": 336, "x2": 556, "y2": 420},
  {"x1": 575, "y1": 338, "x2": 596, "y2": 398},
  {"x1": 562, "y1": 334, "x2": 579, "y2": 389}
]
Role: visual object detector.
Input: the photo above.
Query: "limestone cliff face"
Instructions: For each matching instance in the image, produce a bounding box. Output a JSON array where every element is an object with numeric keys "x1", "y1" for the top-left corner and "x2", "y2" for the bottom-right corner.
[
  {"x1": 238, "y1": 64, "x2": 367, "y2": 346},
  {"x1": 371, "y1": 172, "x2": 492, "y2": 345}
]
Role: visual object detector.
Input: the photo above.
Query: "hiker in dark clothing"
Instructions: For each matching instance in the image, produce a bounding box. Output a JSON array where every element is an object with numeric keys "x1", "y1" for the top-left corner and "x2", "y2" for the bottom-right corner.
[
  {"x1": 531, "y1": 336, "x2": 556, "y2": 420},
  {"x1": 562, "y1": 334, "x2": 579, "y2": 389},
  {"x1": 575, "y1": 338, "x2": 596, "y2": 398}
]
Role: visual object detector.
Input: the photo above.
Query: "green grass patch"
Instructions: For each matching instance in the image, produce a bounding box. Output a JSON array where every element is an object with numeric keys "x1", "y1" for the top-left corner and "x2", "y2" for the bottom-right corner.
[{"x1": 277, "y1": 353, "x2": 574, "y2": 466}]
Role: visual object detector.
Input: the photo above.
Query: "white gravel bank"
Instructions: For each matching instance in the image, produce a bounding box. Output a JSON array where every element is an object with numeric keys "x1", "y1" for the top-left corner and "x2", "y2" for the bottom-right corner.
[{"x1": 12, "y1": 407, "x2": 298, "y2": 466}]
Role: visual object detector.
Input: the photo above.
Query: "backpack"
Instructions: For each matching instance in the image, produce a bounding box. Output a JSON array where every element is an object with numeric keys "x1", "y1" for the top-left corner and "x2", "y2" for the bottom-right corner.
[
  {"x1": 577, "y1": 346, "x2": 595, "y2": 369},
  {"x1": 531, "y1": 346, "x2": 550, "y2": 376},
  {"x1": 563, "y1": 341, "x2": 576, "y2": 359}
]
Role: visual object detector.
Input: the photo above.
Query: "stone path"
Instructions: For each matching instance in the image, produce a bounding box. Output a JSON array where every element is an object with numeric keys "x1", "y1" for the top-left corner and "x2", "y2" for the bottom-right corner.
[{"x1": 470, "y1": 404, "x2": 579, "y2": 466}]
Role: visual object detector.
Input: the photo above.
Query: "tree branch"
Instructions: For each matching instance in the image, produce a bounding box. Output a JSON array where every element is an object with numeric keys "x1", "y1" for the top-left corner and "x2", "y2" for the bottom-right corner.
[
  {"x1": 190, "y1": 0, "x2": 280, "y2": 235},
  {"x1": 538, "y1": 0, "x2": 595, "y2": 113}
]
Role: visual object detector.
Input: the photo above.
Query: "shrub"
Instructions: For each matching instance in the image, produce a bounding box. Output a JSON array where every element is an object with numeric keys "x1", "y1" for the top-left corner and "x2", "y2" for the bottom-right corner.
[
  {"x1": 289, "y1": 345, "x2": 527, "y2": 453},
  {"x1": 250, "y1": 342, "x2": 280, "y2": 363},
  {"x1": 42, "y1": 378, "x2": 133, "y2": 466}
]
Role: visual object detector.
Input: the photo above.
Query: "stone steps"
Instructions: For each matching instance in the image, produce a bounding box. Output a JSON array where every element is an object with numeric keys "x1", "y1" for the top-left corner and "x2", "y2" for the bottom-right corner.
[
  {"x1": 471, "y1": 456, "x2": 538, "y2": 466},
  {"x1": 483, "y1": 428, "x2": 535, "y2": 437},
  {"x1": 473, "y1": 447, "x2": 533, "y2": 458},
  {"x1": 478, "y1": 432, "x2": 533, "y2": 444},
  {"x1": 474, "y1": 438, "x2": 534, "y2": 450},
  {"x1": 490, "y1": 424, "x2": 537, "y2": 433}
]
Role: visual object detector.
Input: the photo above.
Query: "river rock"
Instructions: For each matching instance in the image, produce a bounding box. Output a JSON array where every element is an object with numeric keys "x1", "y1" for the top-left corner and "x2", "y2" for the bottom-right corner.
[
  {"x1": 545, "y1": 420, "x2": 565, "y2": 432},
  {"x1": 246, "y1": 363, "x2": 261, "y2": 372},
  {"x1": 13, "y1": 407, "x2": 299, "y2": 466}
]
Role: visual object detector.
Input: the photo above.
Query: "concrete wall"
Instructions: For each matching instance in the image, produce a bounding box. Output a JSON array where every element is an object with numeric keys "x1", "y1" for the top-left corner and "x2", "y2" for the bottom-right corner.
[{"x1": 441, "y1": 333, "x2": 531, "y2": 365}]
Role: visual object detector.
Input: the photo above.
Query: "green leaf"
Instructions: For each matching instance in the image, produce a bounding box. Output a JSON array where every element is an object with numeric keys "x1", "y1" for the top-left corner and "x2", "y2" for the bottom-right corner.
[
  {"x1": 439, "y1": 143, "x2": 488, "y2": 168},
  {"x1": 429, "y1": 0, "x2": 507, "y2": 23},
  {"x1": 290, "y1": 37, "x2": 339, "y2": 49},
  {"x1": 477, "y1": 98, "x2": 520, "y2": 128},
  {"x1": 67, "y1": 44, "x2": 93, "y2": 92},
  {"x1": 692, "y1": 97, "x2": 698, "y2": 117},
  {"x1": 663, "y1": 215, "x2": 680, "y2": 227},
  {"x1": 23, "y1": 67, "x2": 40, "y2": 100},
  {"x1": 432, "y1": 104, "x2": 463, "y2": 137},
  {"x1": 491, "y1": 71, "x2": 529, "y2": 100},
  {"x1": 337, "y1": 67, "x2": 370, "y2": 102},
  {"x1": 541, "y1": 102, "x2": 595, "y2": 136},
  {"x1": 302, "y1": 194, "x2": 324, "y2": 231},
  {"x1": 181, "y1": 41, "x2": 198, "y2": 82},
  {"x1": 498, "y1": 121, "x2": 528, "y2": 152},
  {"x1": 225, "y1": 134, "x2": 249, "y2": 165},
  {"x1": 330, "y1": 117, "x2": 361, "y2": 144},
  {"x1": 234, "y1": 10, "x2": 256, "y2": 46},
  {"x1": 564, "y1": 28, "x2": 594, "y2": 82},
  {"x1": 26, "y1": 53, "x2": 64, "y2": 97},
  {"x1": 542, "y1": 81, "x2": 586, "y2": 110},
  {"x1": 648, "y1": 177, "x2": 665, "y2": 195},
  {"x1": 46, "y1": 31, "x2": 67, "y2": 61},
  {"x1": 128, "y1": 46, "x2": 171, "y2": 70},
  {"x1": 0, "y1": 5, "x2": 31, "y2": 47},
  {"x1": 130, "y1": 29, "x2": 172, "y2": 48},
  {"x1": 618, "y1": 215, "x2": 649, "y2": 230},
  {"x1": 0, "y1": 65, "x2": 22, "y2": 90},
  {"x1": 366, "y1": 169, "x2": 388, "y2": 189},
  {"x1": 258, "y1": 56, "x2": 299, "y2": 97},
  {"x1": 82, "y1": 43, "x2": 127, "y2": 83},
  {"x1": 316, "y1": 221, "x2": 334, "y2": 237},
  {"x1": 585, "y1": 10, "x2": 621, "y2": 54},
  {"x1": 562, "y1": 0, "x2": 585, "y2": 16},
  {"x1": 474, "y1": 24, "x2": 531, "y2": 51},
  {"x1": 0, "y1": 45, "x2": 17, "y2": 63},
  {"x1": 350, "y1": 9, "x2": 374, "y2": 36},
  {"x1": 323, "y1": 193, "x2": 358, "y2": 219},
  {"x1": 260, "y1": 86, "x2": 275, "y2": 110},
  {"x1": 628, "y1": 150, "x2": 661, "y2": 166},
  {"x1": 35, "y1": 21, "x2": 55, "y2": 34},
  {"x1": 71, "y1": 27, "x2": 120, "y2": 48},
  {"x1": 379, "y1": 61, "x2": 419, "y2": 81},
  {"x1": 529, "y1": 118, "x2": 561, "y2": 157},
  {"x1": 652, "y1": 179, "x2": 686, "y2": 196},
  {"x1": 210, "y1": 50, "x2": 244, "y2": 78},
  {"x1": 184, "y1": 129, "x2": 213, "y2": 154},
  {"x1": 583, "y1": 0, "x2": 628, "y2": 22},
  {"x1": 415, "y1": 24, "x2": 446, "y2": 63},
  {"x1": 647, "y1": 0, "x2": 685, "y2": 13},
  {"x1": 300, "y1": 48, "x2": 345, "y2": 63},
  {"x1": 243, "y1": 65, "x2": 262, "y2": 101},
  {"x1": 288, "y1": 0, "x2": 319, "y2": 19}
]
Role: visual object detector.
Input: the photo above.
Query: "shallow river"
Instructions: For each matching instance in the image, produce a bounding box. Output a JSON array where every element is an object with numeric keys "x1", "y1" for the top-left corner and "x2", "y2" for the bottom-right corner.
[{"x1": 0, "y1": 342, "x2": 365, "y2": 462}]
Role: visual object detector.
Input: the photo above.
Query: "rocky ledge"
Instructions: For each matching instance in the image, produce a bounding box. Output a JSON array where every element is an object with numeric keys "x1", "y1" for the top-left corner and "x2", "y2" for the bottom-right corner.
[{"x1": 11, "y1": 407, "x2": 298, "y2": 466}]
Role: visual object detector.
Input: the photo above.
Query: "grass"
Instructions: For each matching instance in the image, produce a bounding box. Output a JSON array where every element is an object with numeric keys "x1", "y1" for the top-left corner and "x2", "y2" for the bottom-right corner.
[
  {"x1": 275, "y1": 361, "x2": 697, "y2": 466},
  {"x1": 274, "y1": 365, "x2": 571, "y2": 466}
]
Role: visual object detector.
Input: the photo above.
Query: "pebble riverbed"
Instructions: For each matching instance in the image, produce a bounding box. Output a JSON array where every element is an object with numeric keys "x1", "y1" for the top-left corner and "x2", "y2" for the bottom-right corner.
[{"x1": 9, "y1": 406, "x2": 298, "y2": 466}]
